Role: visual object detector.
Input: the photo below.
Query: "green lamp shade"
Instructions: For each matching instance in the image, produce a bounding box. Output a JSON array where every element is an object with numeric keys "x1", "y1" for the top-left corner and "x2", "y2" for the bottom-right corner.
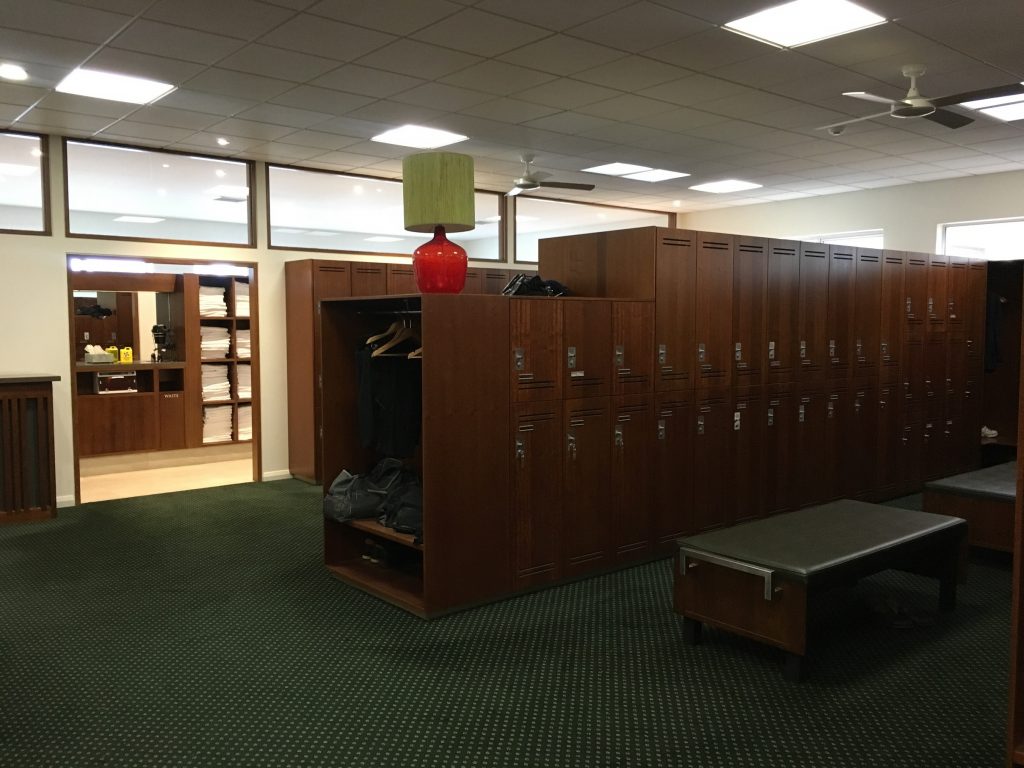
[{"x1": 402, "y1": 152, "x2": 475, "y2": 233}]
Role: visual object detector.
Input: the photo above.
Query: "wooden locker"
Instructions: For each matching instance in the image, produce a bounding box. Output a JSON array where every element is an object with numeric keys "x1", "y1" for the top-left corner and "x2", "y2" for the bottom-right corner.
[
  {"x1": 826, "y1": 243, "x2": 856, "y2": 380},
  {"x1": 764, "y1": 387, "x2": 798, "y2": 515},
  {"x1": 386, "y1": 263, "x2": 418, "y2": 295},
  {"x1": 904, "y1": 252, "x2": 929, "y2": 339},
  {"x1": 966, "y1": 258, "x2": 987, "y2": 363},
  {"x1": 875, "y1": 383, "x2": 902, "y2": 498},
  {"x1": 652, "y1": 392, "x2": 694, "y2": 548},
  {"x1": 879, "y1": 250, "x2": 904, "y2": 382},
  {"x1": 766, "y1": 239, "x2": 801, "y2": 385},
  {"x1": 732, "y1": 388, "x2": 765, "y2": 524},
  {"x1": 539, "y1": 227, "x2": 656, "y2": 300},
  {"x1": 898, "y1": 418, "x2": 925, "y2": 495},
  {"x1": 510, "y1": 298, "x2": 562, "y2": 403},
  {"x1": 692, "y1": 389, "x2": 732, "y2": 532},
  {"x1": 732, "y1": 236, "x2": 768, "y2": 386},
  {"x1": 462, "y1": 268, "x2": 484, "y2": 295},
  {"x1": 850, "y1": 384, "x2": 879, "y2": 498},
  {"x1": 563, "y1": 398, "x2": 611, "y2": 577},
  {"x1": 563, "y1": 299, "x2": 612, "y2": 399},
  {"x1": 928, "y1": 251, "x2": 949, "y2": 330},
  {"x1": 695, "y1": 232, "x2": 734, "y2": 387},
  {"x1": 902, "y1": 337, "x2": 926, "y2": 424},
  {"x1": 924, "y1": 333, "x2": 947, "y2": 421},
  {"x1": 922, "y1": 418, "x2": 945, "y2": 482},
  {"x1": 350, "y1": 263, "x2": 388, "y2": 296},
  {"x1": 610, "y1": 395, "x2": 653, "y2": 561},
  {"x1": 824, "y1": 385, "x2": 852, "y2": 501},
  {"x1": 854, "y1": 247, "x2": 882, "y2": 379},
  {"x1": 655, "y1": 230, "x2": 697, "y2": 391},
  {"x1": 482, "y1": 269, "x2": 510, "y2": 295},
  {"x1": 798, "y1": 242, "x2": 829, "y2": 383},
  {"x1": 947, "y1": 334, "x2": 968, "y2": 416},
  {"x1": 796, "y1": 387, "x2": 829, "y2": 507},
  {"x1": 947, "y1": 253, "x2": 969, "y2": 326},
  {"x1": 512, "y1": 401, "x2": 563, "y2": 588},
  {"x1": 612, "y1": 300, "x2": 654, "y2": 395}
]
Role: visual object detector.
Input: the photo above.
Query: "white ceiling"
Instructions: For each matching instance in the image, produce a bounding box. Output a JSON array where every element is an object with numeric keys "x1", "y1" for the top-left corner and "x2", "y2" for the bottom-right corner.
[{"x1": 2, "y1": 0, "x2": 1024, "y2": 213}]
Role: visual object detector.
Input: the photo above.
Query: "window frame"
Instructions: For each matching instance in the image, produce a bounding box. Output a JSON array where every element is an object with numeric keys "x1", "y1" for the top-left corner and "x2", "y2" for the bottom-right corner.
[{"x1": 0, "y1": 130, "x2": 51, "y2": 237}]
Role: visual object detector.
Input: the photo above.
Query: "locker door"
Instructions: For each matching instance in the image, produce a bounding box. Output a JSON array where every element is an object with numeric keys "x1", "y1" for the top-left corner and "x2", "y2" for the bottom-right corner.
[
  {"x1": 898, "y1": 419, "x2": 925, "y2": 496},
  {"x1": 314, "y1": 262, "x2": 352, "y2": 300},
  {"x1": 512, "y1": 402, "x2": 563, "y2": 588},
  {"x1": 854, "y1": 248, "x2": 881, "y2": 379},
  {"x1": 824, "y1": 386, "x2": 852, "y2": 500},
  {"x1": 692, "y1": 391, "x2": 732, "y2": 532},
  {"x1": 610, "y1": 396, "x2": 653, "y2": 561},
  {"x1": 876, "y1": 383, "x2": 902, "y2": 497},
  {"x1": 902, "y1": 337, "x2": 926, "y2": 423},
  {"x1": 564, "y1": 299, "x2": 612, "y2": 399},
  {"x1": 928, "y1": 251, "x2": 948, "y2": 330},
  {"x1": 764, "y1": 388, "x2": 798, "y2": 515},
  {"x1": 923, "y1": 418, "x2": 945, "y2": 482},
  {"x1": 612, "y1": 301, "x2": 654, "y2": 395},
  {"x1": 386, "y1": 264, "x2": 417, "y2": 295},
  {"x1": 655, "y1": 230, "x2": 696, "y2": 391},
  {"x1": 904, "y1": 252, "x2": 928, "y2": 339},
  {"x1": 695, "y1": 232, "x2": 734, "y2": 387},
  {"x1": 653, "y1": 394, "x2": 694, "y2": 547},
  {"x1": 462, "y1": 268, "x2": 483, "y2": 295},
  {"x1": 879, "y1": 250, "x2": 904, "y2": 382},
  {"x1": 733, "y1": 236, "x2": 768, "y2": 386},
  {"x1": 732, "y1": 389, "x2": 765, "y2": 524},
  {"x1": 766, "y1": 239, "x2": 801, "y2": 385},
  {"x1": 482, "y1": 269, "x2": 510, "y2": 295},
  {"x1": 350, "y1": 263, "x2": 388, "y2": 296},
  {"x1": 796, "y1": 388, "x2": 828, "y2": 507},
  {"x1": 510, "y1": 298, "x2": 562, "y2": 402},
  {"x1": 826, "y1": 244, "x2": 856, "y2": 380},
  {"x1": 966, "y1": 259, "x2": 987, "y2": 364},
  {"x1": 947, "y1": 335, "x2": 968, "y2": 416},
  {"x1": 947, "y1": 254, "x2": 969, "y2": 326},
  {"x1": 924, "y1": 334, "x2": 947, "y2": 422},
  {"x1": 563, "y1": 399, "x2": 611, "y2": 577},
  {"x1": 850, "y1": 385, "x2": 878, "y2": 498},
  {"x1": 798, "y1": 242, "x2": 829, "y2": 383}
]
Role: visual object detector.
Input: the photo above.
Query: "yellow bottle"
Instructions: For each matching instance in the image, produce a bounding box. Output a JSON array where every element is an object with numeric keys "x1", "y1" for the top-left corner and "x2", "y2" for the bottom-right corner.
[{"x1": 119, "y1": 346, "x2": 133, "y2": 364}]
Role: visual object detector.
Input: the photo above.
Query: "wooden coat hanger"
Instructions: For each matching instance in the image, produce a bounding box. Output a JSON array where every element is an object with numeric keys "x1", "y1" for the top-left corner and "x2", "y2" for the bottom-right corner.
[
  {"x1": 366, "y1": 320, "x2": 401, "y2": 345},
  {"x1": 371, "y1": 325, "x2": 419, "y2": 357}
]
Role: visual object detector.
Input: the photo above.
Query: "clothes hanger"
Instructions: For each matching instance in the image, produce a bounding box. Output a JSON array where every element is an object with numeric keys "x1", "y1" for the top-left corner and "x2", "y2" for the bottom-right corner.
[
  {"x1": 371, "y1": 325, "x2": 419, "y2": 357},
  {"x1": 366, "y1": 320, "x2": 401, "y2": 345},
  {"x1": 407, "y1": 346, "x2": 423, "y2": 359}
]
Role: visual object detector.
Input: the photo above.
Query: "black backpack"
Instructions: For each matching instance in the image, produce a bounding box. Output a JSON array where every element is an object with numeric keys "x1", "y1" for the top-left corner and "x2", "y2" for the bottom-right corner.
[{"x1": 323, "y1": 458, "x2": 417, "y2": 522}]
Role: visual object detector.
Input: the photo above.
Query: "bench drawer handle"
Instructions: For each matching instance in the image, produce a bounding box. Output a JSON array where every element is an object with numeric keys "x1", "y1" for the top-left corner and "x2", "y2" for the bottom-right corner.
[{"x1": 679, "y1": 547, "x2": 776, "y2": 601}]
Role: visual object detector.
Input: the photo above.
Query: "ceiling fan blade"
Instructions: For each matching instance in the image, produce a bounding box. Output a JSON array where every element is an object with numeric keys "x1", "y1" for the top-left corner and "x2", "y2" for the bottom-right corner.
[
  {"x1": 843, "y1": 91, "x2": 902, "y2": 106},
  {"x1": 506, "y1": 186, "x2": 524, "y2": 197},
  {"x1": 817, "y1": 110, "x2": 892, "y2": 131},
  {"x1": 930, "y1": 82, "x2": 1024, "y2": 108},
  {"x1": 924, "y1": 108, "x2": 974, "y2": 129},
  {"x1": 537, "y1": 181, "x2": 596, "y2": 191}
]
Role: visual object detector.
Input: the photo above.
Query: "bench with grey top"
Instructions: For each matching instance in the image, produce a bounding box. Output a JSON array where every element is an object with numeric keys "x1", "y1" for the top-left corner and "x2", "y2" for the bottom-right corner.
[
  {"x1": 674, "y1": 500, "x2": 967, "y2": 681},
  {"x1": 924, "y1": 461, "x2": 1016, "y2": 552}
]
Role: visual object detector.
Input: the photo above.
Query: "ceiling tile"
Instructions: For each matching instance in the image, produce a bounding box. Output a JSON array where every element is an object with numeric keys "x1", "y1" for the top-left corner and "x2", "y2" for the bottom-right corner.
[
  {"x1": 35, "y1": 93, "x2": 136, "y2": 119},
  {"x1": 460, "y1": 98, "x2": 562, "y2": 124},
  {"x1": 413, "y1": 8, "x2": 550, "y2": 57},
  {"x1": 567, "y1": 2, "x2": 710, "y2": 52},
  {"x1": 474, "y1": 0, "x2": 636, "y2": 32},
  {"x1": 441, "y1": 61, "x2": 556, "y2": 96},
  {"x1": 259, "y1": 14, "x2": 396, "y2": 62},
  {"x1": 98, "y1": 120, "x2": 195, "y2": 143},
  {"x1": 0, "y1": 28, "x2": 97, "y2": 69},
  {"x1": 218, "y1": 44, "x2": 339, "y2": 82},
  {"x1": 343, "y1": 99, "x2": 447, "y2": 126},
  {"x1": 522, "y1": 112, "x2": 617, "y2": 135},
  {"x1": 4, "y1": 0, "x2": 131, "y2": 44},
  {"x1": 275, "y1": 130, "x2": 363, "y2": 150},
  {"x1": 308, "y1": 0, "x2": 461, "y2": 35},
  {"x1": 390, "y1": 82, "x2": 494, "y2": 112},
  {"x1": 112, "y1": 20, "x2": 246, "y2": 64},
  {"x1": 208, "y1": 117, "x2": 296, "y2": 141},
  {"x1": 156, "y1": 89, "x2": 258, "y2": 117},
  {"x1": 62, "y1": 0, "x2": 154, "y2": 11},
  {"x1": 313, "y1": 115, "x2": 400, "y2": 139},
  {"x1": 144, "y1": 0, "x2": 295, "y2": 39},
  {"x1": 644, "y1": 27, "x2": 765, "y2": 72},
  {"x1": 632, "y1": 107, "x2": 724, "y2": 132},
  {"x1": 168, "y1": 132, "x2": 263, "y2": 152},
  {"x1": 235, "y1": 103, "x2": 336, "y2": 129},
  {"x1": 268, "y1": 85, "x2": 374, "y2": 115},
  {"x1": 356, "y1": 39, "x2": 482, "y2": 80},
  {"x1": 312, "y1": 65, "x2": 426, "y2": 98},
  {"x1": 575, "y1": 56, "x2": 689, "y2": 91},
  {"x1": 639, "y1": 74, "x2": 749, "y2": 107},
  {"x1": 513, "y1": 78, "x2": 620, "y2": 109},
  {"x1": 241, "y1": 141, "x2": 330, "y2": 161},
  {"x1": 86, "y1": 48, "x2": 207, "y2": 86},
  {"x1": 14, "y1": 108, "x2": 112, "y2": 133},
  {"x1": 183, "y1": 68, "x2": 296, "y2": 102},
  {"x1": 128, "y1": 105, "x2": 223, "y2": 131},
  {"x1": 700, "y1": 91, "x2": 804, "y2": 120},
  {"x1": 0, "y1": 82, "x2": 51, "y2": 107},
  {"x1": 499, "y1": 35, "x2": 628, "y2": 76},
  {"x1": 0, "y1": 103, "x2": 28, "y2": 123},
  {"x1": 303, "y1": 149, "x2": 393, "y2": 168},
  {"x1": 577, "y1": 94, "x2": 678, "y2": 120}
]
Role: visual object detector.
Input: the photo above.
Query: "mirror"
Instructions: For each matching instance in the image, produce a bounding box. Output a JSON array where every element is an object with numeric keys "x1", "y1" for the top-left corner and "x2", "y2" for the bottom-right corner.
[{"x1": 73, "y1": 289, "x2": 180, "y2": 362}]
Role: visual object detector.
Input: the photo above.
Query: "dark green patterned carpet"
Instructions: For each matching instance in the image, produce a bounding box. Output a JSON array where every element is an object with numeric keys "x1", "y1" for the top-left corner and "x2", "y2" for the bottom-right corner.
[{"x1": 0, "y1": 481, "x2": 1010, "y2": 767}]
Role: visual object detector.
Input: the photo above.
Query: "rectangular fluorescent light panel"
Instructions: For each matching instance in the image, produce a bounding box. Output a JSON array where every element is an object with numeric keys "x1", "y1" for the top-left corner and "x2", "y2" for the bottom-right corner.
[
  {"x1": 980, "y1": 102, "x2": 1024, "y2": 122},
  {"x1": 725, "y1": 0, "x2": 885, "y2": 48},
  {"x1": 625, "y1": 169, "x2": 690, "y2": 182},
  {"x1": 68, "y1": 257, "x2": 153, "y2": 273},
  {"x1": 371, "y1": 124, "x2": 468, "y2": 149},
  {"x1": 689, "y1": 179, "x2": 763, "y2": 194},
  {"x1": 114, "y1": 216, "x2": 165, "y2": 223},
  {"x1": 582, "y1": 162, "x2": 651, "y2": 176},
  {"x1": 56, "y1": 67, "x2": 174, "y2": 104},
  {"x1": 962, "y1": 90, "x2": 1024, "y2": 110}
]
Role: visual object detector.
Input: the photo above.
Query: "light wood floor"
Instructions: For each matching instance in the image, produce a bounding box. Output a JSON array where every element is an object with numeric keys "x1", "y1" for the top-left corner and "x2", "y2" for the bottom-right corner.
[{"x1": 79, "y1": 444, "x2": 254, "y2": 503}]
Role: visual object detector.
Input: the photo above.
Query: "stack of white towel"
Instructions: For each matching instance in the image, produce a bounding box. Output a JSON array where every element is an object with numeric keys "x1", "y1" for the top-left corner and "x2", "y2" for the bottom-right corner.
[
  {"x1": 235, "y1": 329, "x2": 251, "y2": 359},
  {"x1": 199, "y1": 285, "x2": 227, "y2": 318},
  {"x1": 234, "y1": 280, "x2": 250, "y2": 318},
  {"x1": 201, "y1": 364, "x2": 231, "y2": 402},
  {"x1": 200, "y1": 326, "x2": 230, "y2": 358},
  {"x1": 237, "y1": 404, "x2": 252, "y2": 441},
  {"x1": 237, "y1": 364, "x2": 252, "y2": 399},
  {"x1": 203, "y1": 405, "x2": 233, "y2": 443}
]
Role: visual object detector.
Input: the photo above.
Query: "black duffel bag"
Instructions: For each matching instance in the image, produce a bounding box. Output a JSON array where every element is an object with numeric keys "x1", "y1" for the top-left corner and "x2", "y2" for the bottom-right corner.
[{"x1": 323, "y1": 458, "x2": 416, "y2": 522}]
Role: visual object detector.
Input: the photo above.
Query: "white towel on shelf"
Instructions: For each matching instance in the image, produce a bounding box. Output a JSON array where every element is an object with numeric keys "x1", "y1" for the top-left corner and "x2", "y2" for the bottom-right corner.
[
  {"x1": 236, "y1": 363, "x2": 252, "y2": 399},
  {"x1": 235, "y1": 329, "x2": 251, "y2": 359},
  {"x1": 203, "y1": 404, "x2": 234, "y2": 443},
  {"x1": 237, "y1": 404, "x2": 252, "y2": 441},
  {"x1": 199, "y1": 285, "x2": 228, "y2": 317},
  {"x1": 200, "y1": 326, "x2": 231, "y2": 358},
  {"x1": 234, "y1": 280, "x2": 250, "y2": 318},
  {"x1": 201, "y1": 364, "x2": 231, "y2": 401}
]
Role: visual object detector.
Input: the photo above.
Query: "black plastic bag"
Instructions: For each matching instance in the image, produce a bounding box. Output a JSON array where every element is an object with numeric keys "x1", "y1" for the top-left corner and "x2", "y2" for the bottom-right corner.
[{"x1": 323, "y1": 458, "x2": 416, "y2": 522}]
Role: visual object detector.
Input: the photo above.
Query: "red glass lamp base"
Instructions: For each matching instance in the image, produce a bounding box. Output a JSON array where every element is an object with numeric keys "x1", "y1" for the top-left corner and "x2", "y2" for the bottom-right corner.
[{"x1": 412, "y1": 225, "x2": 467, "y2": 293}]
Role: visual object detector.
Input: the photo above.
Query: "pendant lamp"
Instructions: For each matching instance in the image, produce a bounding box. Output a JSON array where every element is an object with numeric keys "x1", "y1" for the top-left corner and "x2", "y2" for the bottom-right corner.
[{"x1": 402, "y1": 151, "x2": 475, "y2": 293}]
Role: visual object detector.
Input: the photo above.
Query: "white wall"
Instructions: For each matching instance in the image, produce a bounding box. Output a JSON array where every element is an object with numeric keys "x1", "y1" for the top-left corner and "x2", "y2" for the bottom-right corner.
[{"x1": 678, "y1": 169, "x2": 1024, "y2": 253}]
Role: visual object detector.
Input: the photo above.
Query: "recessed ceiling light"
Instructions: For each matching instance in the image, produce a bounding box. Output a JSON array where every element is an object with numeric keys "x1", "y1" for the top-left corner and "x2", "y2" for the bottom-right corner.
[
  {"x1": 0, "y1": 63, "x2": 28, "y2": 81},
  {"x1": 216, "y1": 137, "x2": 230, "y2": 146},
  {"x1": 724, "y1": 0, "x2": 885, "y2": 48},
  {"x1": 161, "y1": 163, "x2": 170, "y2": 168},
  {"x1": 672, "y1": 200, "x2": 682, "y2": 207},
  {"x1": 365, "y1": 236, "x2": 404, "y2": 243},
  {"x1": 30, "y1": 148, "x2": 42, "y2": 158},
  {"x1": 689, "y1": 179, "x2": 763, "y2": 194},
  {"x1": 624, "y1": 169, "x2": 691, "y2": 182},
  {"x1": 0, "y1": 163, "x2": 37, "y2": 177},
  {"x1": 962, "y1": 89, "x2": 1024, "y2": 110},
  {"x1": 582, "y1": 162, "x2": 652, "y2": 176},
  {"x1": 980, "y1": 102, "x2": 1024, "y2": 122},
  {"x1": 114, "y1": 216, "x2": 165, "y2": 223},
  {"x1": 215, "y1": 169, "x2": 226, "y2": 178},
  {"x1": 56, "y1": 67, "x2": 174, "y2": 104},
  {"x1": 371, "y1": 124, "x2": 468, "y2": 149}
]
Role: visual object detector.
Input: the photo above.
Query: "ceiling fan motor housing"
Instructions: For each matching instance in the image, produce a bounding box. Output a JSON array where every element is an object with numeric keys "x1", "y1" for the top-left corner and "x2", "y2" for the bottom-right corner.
[{"x1": 891, "y1": 98, "x2": 936, "y2": 118}]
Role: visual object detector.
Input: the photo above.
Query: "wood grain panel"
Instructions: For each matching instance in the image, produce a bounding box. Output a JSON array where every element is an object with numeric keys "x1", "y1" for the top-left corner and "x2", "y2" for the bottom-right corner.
[
  {"x1": 695, "y1": 232, "x2": 734, "y2": 386},
  {"x1": 512, "y1": 401, "x2": 563, "y2": 587},
  {"x1": 826, "y1": 243, "x2": 856, "y2": 380},
  {"x1": 563, "y1": 397, "x2": 611, "y2": 577},
  {"x1": 766, "y1": 240, "x2": 801, "y2": 385},
  {"x1": 655, "y1": 229, "x2": 696, "y2": 391},
  {"x1": 733, "y1": 237, "x2": 767, "y2": 386},
  {"x1": 612, "y1": 300, "x2": 654, "y2": 395},
  {"x1": 563, "y1": 299, "x2": 612, "y2": 399},
  {"x1": 798, "y1": 242, "x2": 829, "y2": 384},
  {"x1": 879, "y1": 250, "x2": 904, "y2": 383},
  {"x1": 610, "y1": 394, "x2": 653, "y2": 560},
  {"x1": 854, "y1": 248, "x2": 882, "y2": 379},
  {"x1": 510, "y1": 298, "x2": 562, "y2": 402},
  {"x1": 653, "y1": 392, "x2": 694, "y2": 547}
]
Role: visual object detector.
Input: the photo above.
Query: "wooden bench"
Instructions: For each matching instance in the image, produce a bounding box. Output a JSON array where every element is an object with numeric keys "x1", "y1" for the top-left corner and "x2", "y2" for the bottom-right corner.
[{"x1": 924, "y1": 461, "x2": 1016, "y2": 552}]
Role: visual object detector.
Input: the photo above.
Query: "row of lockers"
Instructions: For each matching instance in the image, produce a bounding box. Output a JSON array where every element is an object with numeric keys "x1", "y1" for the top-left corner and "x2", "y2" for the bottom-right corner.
[
  {"x1": 538, "y1": 228, "x2": 987, "y2": 390},
  {"x1": 511, "y1": 385, "x2": 980, "y2": 588}
]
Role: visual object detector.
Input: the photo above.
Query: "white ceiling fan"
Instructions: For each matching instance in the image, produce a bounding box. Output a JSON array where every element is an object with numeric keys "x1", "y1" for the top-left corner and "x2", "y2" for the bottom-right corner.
[
  {"x1": 506, "y1": 154, "x2": 596, "y2": 197},
  {"x1": 819, "y1": 64, "x2": 1024, "y2": 134}
]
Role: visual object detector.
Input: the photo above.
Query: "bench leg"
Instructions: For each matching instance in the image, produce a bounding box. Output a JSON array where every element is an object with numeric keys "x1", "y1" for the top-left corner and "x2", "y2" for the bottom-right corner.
[
  {"x1": 784, "y1": 652, "x2": 804, "y2": 683},
  {"x1": 683, "y1": 617, "x2": 702, "y2": 646}
]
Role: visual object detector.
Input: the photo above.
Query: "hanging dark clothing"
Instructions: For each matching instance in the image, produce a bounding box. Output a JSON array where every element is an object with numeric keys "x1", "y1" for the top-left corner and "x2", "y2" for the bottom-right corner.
[{"x1": 355, "y1": 344, "x2": 422, "y2": 458}]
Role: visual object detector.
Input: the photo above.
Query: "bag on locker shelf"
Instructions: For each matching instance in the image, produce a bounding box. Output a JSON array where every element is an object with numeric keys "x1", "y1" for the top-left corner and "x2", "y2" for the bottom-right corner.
[{"x1": 323, "y1": 457, "x2": 417, "y2": 522}]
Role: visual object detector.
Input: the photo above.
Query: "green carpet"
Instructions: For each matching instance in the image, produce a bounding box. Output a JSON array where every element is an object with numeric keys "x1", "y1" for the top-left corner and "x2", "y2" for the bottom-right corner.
[{"x1": 0, "y1": 481, "x2": 1010, "y2": 767}]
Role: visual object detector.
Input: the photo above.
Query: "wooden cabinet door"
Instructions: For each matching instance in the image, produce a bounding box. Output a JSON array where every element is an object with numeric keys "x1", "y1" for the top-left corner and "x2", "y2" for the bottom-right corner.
[
  {"x1": 733, "y1": 236, "x2": 767, "y2": 386},
  {"x1": 766, "y1": 239, "x2": 801, "y2": 385},
  {"x1": 826, "y1": 243, "x2": 856, "y2": 380},
  {"x1": 695, "y1": 232, "x2": 734, "y2": 387},
  {"x1": 655, "y1": 230, "x2": 696, "y2": 391},
  {"x1": 850, "y1": 385, "x2": 878, "y2": 498},
  {"x1": 875, "y1": 383, "x2": 902, "y2": 497},
  {"x1": 764, "y1": 388, "x2": 797, "y2": 515},
  {"x1": 947, "y1": 254, "x2": 969, "y2": 326},
  {"x1": 314, "y1": 261, "x2": 352, "y2": 300},
  {"x1": 879, "y1": 250, "x2": 904, "y2": 382},
  {"x1": 511, "y1": 298, "x2": 562, "y2": 402},
  {"x1": 612, "y1": 301, "x2": 654, "y2": 395},
  {"x1": 732, "y1": 389, "x2": 765, "y2": 524},
  {"x1": 482, "y1": 269, "x2": 510, "y2": 295},
  {"x1": 904, "y1": 252, "x2": 928, "y2": 339},
  {"x1": 610, "y1": 395, "x2": 653, "y2": 561},
  {"x1": 386, "y1": 264, "x2": 418, "y2": 295},
  {"x1": 158, "y1": 391, "x2": 186, "y2": 450},
  {"x1": 350, "y1": 263, "x2": 388, "y2": 296},
  {"x1": 692, "y1": 390, "x2": 732, "y2": 532},
  {"x1": 925, "y1": 333, "x2": 947, "y2": 421},
  {"x1": 462, "y1": 269, "x2": 483, "y2": 295},
  {"x1": 947, "y1": 334, "x2": 968, "y2": 417},
  {"x1": 928, "y1": 251, "x2": 948, "y2": 330},
  {"x1": 512, "y1": 402, "x2": 563, "y2": 588},
  {"x1": 902, "y1": 337, "x2": 926, "y2": 423},
  {"x1": 898, "y1": 418, "x2": 925, "y2": 495},
  {"x1": 796, "y1": 388, "x2": 828, "y2": 507},
  {"x1": 824, "y1": 386, "x2": 852, "y2": 501},
  {"x1": 563, "y1": 398, "x2": 611, "y2": 577},
  {"x1": 798, "y1": 242, "x2": 829, "y2": 383},
  {"x1": 854, "y1": 248, "x2": 881, "y2": 379},
  {"x1": 564, "y1": 299, "x2": 612, "y2": 399},
  {"x1": 923, "y1": 418, "x2": 945, "y2": 482},
  {"x1": 652, "y1": 393, "x2": 694, "y2": 547},
  {"x1": 966, "y1": 259, "x2": 987, "y2": 363}
]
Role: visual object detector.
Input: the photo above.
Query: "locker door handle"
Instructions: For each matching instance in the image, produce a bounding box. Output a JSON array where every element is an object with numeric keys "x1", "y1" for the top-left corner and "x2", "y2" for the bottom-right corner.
[
  {"x1": 767, "y1": 407, "x2": 774, "y2": 427},
  {"x1": 734, "y1": 342, "x2": 742, "y2": 362},
  {"x1": 614, "y1": 425, "x2": 624, "y2": 448},
  {"x1": 657, "y1": 419, "x2": 667, "y2": 441},
  {"x1": 697, "y1": 415, "x2": 705, "y2": 435},
  {"x1": 614, "y1": 345, "x2": 625, "y2": 367},
  {"x1": 768, "y1": 340, "x2": 776, "y2": 361},
  {"x1": 829, "y1": 339, "x2": 836, "y2": 358},
  {"x1": 513, "y1": 347, "x2": 525, "y2": 371},
  {"x1": 567, "y1": 346, "x2": 577, "y2": 369},
  {"x1": 856, "y1": 338, "x2": 863, "y2": 357},
  {"x1": 697, "y1": 343, "x2": 706, "y2": 362},
  {"x1": 658, "y1": 344, "x2": 668, "y2": 365},
  {"x1": 928, "y1": 297, "x2": 934, "y2": 315},
  {"x1": 798, "y1": 405, "x2": 805, "y2": 423},
  {"x1": 906, "y1": 297, "x2": 913, "y2": 316},
  {"x1": 515, "y1": 438, "x2": 526, "y2": 463},
  {"x1": 733, "y1": 411, "x2": 741, "y2": 431},
  {"x1": 800, "y1": 340, "x2": 807, "y2": 359},
  {"x1": 948, "y1": 299, "x2": 956, "y2": 318},
  {"x1": 827, "y1": 402, "x2": 834, "y2": 419},
  {"x1": 567, "y1": 432, "x2": 577, "y2": 460}
]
